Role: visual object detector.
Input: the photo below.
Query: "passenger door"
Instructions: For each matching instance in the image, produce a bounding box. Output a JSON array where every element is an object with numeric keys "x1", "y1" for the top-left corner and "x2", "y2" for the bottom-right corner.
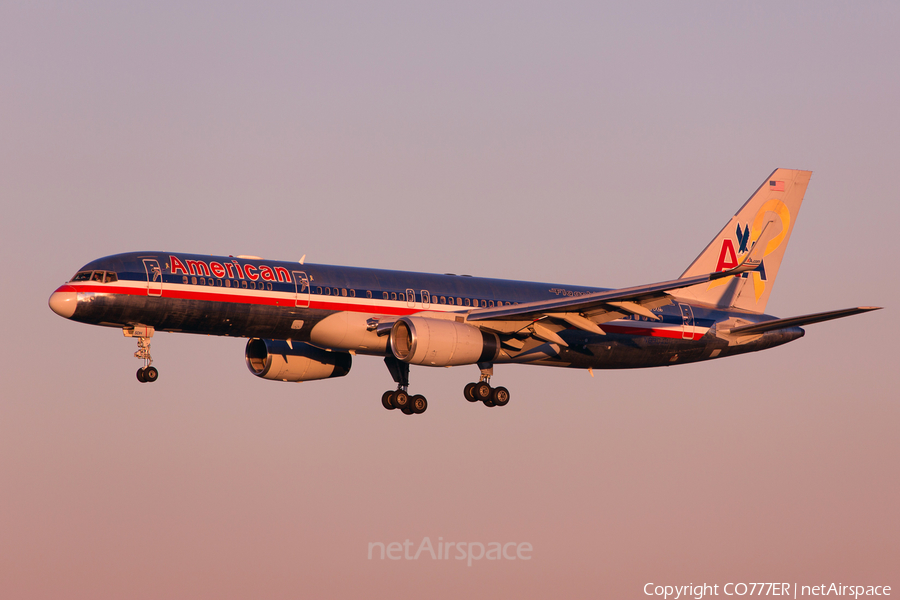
[
  {"x1": 679, "y1": 303, "x2": 695, "y2": 339},
  {"x1": 143, "y1": 259, "x2": 162, "y2": 297},
  {"x1": 294, "y1": 271, "x2": 310, "y2": 308}
]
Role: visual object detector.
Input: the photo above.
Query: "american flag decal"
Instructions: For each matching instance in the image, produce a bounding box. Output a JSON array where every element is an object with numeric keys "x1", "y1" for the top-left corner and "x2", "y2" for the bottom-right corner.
[{"x1": 769, "y1": 180, "x2": 785, "y2": 192}]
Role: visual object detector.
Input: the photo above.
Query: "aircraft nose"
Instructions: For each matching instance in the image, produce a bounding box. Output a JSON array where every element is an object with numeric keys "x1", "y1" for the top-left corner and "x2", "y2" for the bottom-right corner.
[{"x1": 49, "y1": 285, "x2": 78, "y2": 318}]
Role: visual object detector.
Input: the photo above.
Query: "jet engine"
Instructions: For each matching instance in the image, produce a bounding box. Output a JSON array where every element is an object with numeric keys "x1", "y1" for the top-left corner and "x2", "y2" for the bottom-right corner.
[
  {"x1": 390, "y1": 316, "x2": 499, "y2": 367},
  {"x1": 245, "y1": 339, "x2": 352, "y2": 382}
]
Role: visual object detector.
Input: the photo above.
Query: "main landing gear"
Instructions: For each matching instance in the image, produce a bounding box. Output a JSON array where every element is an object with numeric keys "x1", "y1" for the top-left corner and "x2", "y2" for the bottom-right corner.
[
  {"x1": 463, "y1": 363, "x2": 510, "y2": 408},
  {"x1": 126, "y1": 326, "x2": 159, "y2": 383},
  {"x1": 381, "y1": 356, "x2": 427, "y2": 415}
]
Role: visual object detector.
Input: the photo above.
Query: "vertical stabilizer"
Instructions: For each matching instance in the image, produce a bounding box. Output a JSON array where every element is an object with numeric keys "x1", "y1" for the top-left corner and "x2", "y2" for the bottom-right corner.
[{"x1": 672, "y1": 168, "x2": 812, "y2": 313}]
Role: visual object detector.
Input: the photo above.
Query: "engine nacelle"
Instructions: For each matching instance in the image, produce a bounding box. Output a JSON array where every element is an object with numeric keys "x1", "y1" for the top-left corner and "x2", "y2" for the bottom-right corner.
[
  {"x1": 245, "y1": 339, "x2": 352, "y2": 382},
  {"x1": 390, "y1": 316, "x2": 499, "y2": 367}
]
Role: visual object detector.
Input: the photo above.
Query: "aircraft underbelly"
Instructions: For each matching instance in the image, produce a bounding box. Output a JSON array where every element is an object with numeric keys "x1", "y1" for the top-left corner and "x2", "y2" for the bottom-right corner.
[
  {"x1": 70, "y1": 292, "x2": 803, "y2": 368},
  {"x1": 71, "y1": 292, "x2": 330, "y2": 341}
]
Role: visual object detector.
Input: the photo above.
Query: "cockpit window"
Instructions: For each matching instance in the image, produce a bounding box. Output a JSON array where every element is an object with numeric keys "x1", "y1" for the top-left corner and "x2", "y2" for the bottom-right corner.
[{"x1": 70, "y1": 270, "x2": 119, "y2": 283}]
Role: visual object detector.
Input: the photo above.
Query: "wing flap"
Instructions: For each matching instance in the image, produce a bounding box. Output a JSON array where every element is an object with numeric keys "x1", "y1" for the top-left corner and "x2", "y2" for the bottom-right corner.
[{"x1": 545, "y1": 312, "x2": 607, "y2": 335}]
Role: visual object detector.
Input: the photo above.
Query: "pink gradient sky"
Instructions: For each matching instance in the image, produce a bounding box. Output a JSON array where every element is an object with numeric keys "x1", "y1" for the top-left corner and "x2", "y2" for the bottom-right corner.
[{"x1": 1, "y1": 2, "x2": 897, "y2": 598}]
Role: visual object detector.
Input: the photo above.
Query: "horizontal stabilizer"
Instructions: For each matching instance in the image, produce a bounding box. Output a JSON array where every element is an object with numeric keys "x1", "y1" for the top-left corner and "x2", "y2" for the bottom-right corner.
[{"x1": 721, "y1": 307, "x2": 882, "y2": 336}]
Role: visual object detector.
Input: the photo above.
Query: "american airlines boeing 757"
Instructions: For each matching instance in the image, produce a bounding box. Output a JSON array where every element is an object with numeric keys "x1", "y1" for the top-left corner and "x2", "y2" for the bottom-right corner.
[{"x1": 49, "y1": 169, "x2": 880, "y2": 415}]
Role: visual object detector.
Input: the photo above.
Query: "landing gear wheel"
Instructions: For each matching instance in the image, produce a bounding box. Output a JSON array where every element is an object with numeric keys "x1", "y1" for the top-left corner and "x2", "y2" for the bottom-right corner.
[
  {"x1": 382, "y1": 390, "x2": 396, "y2": 410},
  {"x1": 473, "y1": 382, "x2": 492, "y2": 402},
  {"x1": 400, "y1": 406, "x2": 414, "y2": 415},
  {"x1": 144, "y1": 366, "x2": 159, "y2": 382},
  {"x1": 491, "y1": 386, "x2": 510, "y2": 406},
  {"x1": 136, "y1": 367, "x2": 147, "y2": 383},
  {"x1": 483, "y1": 397, "x2": 496, "y2": 407},
  {"x1": 411, "y1": 395, "x2": 427, "y2": 414},
  {"x1": 464, "y1": 382, "x2": 478, "y2": 402},
  {"x1": 392, "y1": 390, "x2": 410, "y2": 410}
]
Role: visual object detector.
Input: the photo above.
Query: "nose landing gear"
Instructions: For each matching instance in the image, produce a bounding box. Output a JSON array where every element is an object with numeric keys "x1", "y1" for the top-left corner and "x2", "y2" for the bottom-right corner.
[{"x1": 125, "y1": 326, "x2": 159, "y2": 383}]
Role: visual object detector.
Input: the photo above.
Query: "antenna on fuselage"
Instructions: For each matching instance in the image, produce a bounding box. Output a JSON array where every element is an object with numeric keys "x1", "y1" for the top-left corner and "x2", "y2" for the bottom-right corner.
[{"x1": 299, "y1": 255, "x2": 306, "y2": 265}]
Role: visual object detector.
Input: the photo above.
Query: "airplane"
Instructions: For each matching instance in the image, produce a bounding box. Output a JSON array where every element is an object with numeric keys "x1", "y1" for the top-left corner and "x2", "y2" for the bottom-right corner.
[{"x1": 48, "y1": 169, "x2": 880, "y2": 415}]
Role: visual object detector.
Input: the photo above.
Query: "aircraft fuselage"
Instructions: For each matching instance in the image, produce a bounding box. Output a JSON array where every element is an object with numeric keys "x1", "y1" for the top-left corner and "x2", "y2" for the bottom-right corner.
[{"x1": 51, "y1": 251, "x2": 802, "y2": 371}]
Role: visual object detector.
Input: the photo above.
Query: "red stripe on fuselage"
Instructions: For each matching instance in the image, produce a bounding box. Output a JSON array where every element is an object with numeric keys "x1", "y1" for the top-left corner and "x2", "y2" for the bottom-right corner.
[
  {"x1": 67, "y1": 282, "x2": 706, "y2": 339},
  {"x1": 600, "y1": 323, "x2": 704, "y2": 341},
  {"x1": 66, "y1": 282, "x2": 422, "y2": 315}
]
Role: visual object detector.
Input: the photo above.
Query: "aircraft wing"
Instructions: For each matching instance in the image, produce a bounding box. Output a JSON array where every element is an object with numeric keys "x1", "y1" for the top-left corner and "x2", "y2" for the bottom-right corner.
[
  {"x1": 718, "y1": 306, "x2": 882, "y2": 336},
  {"x1": 466, "y1": 264, "x2": 759, "y2": 341},
  {"x1": 468, "y1": 231, "x2": 769, "y2": 333}
]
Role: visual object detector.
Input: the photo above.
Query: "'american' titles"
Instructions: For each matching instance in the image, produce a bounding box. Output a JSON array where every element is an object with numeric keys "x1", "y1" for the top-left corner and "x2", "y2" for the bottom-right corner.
[{"x1": 169, "y1": 255, "x2": 292, "y2": 283}]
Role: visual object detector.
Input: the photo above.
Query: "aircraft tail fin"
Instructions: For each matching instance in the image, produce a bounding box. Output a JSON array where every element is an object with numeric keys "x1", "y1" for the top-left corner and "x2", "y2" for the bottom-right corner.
[{"x1": 672, "y1": 168, "x2": 812, "y2": 313}]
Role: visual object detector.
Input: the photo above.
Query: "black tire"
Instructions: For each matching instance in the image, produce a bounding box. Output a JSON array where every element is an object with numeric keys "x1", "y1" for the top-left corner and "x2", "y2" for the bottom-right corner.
[
  {"x1": 492, "y1": 386, "x2": 510, "y2": 406},
  {"x1": 473, "y1": 382, "x2": 492, "y2": 401},
  {"x1": 136, "y1": 368, "x2": 147, "y2": 383},
  {"x1": 144, "y1": 366, "x2": 159, "y2": 382},
  {"x1": 464, "y1": 382, "x2": 478, "y2": 402},
  {"x1": 401, "y1": 406, "x2": 414, "y2": 415},
  {"x1": 382, "y1": 390, "x2": 396, "y2": 410},
  {"x1": 483, "y1": 397, "x2": 496, "y2": 407},
  {"x1": 411, "y1": 395, "x2": 427, "y2": 414},
  {"x1": 393, "y1": 390, "x2": 410, "y2": 410}
]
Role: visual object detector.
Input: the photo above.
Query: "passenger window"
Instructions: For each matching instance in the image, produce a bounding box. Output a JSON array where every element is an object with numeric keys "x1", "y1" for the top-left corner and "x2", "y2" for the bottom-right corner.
[
  {"x1": 192, "y1": 277, "x2": 198, "y2": 285},
  {"x1": 391, "y1": 292, "x2": 397, "y2": 301},
  {"x1": 332, "y1": 288, "x2": 339, "y2": 296},
  {"x1": 324, "y1": 287, "x2": 330, "y2": 295},
  {"x1": 182, "y1": 276, "x2": 188, "y2": 284},
  {"x1": 489, "y1": 300, "x2": 494, "y2": 307},
  {"x1": 456, "y1": 298, "x2": 462, "y2": 306},
  {"x1": 399, "y1": 293, "x2": 405, "y2": 302},
  {"x1": 366, "y1": 291, "x2": 372, "y2": 299},
  {"x1": 464, "y1": 298, "x2": 471, "y2": 307},
  {"x1": 440, "y1": 296, "x2": 446, "y2": 304},
  {"x1": 267, "y1": 283, "x2": 273, "y2": 290},
  {"x1": 225, "y1": 280, "x2": 231, "y2": 288},
  {"x1": 422, "y1": 291, "x2": 430, "y2": 305},
  {"x1": 241, "y1": 280, "x2": 247, "y2": 288},
  {"x1": 349, "y1": 289, "x2": 356, "y2": 297},
  {"x1": 342, "y1": 288, "x2": 347, "y2": 297},
  {"x1": 199, "y1": 278, "x2": 206, "y2": 286},
  {"x1": 382, "y1": 292, "x2": 389, "y2": 300}
]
